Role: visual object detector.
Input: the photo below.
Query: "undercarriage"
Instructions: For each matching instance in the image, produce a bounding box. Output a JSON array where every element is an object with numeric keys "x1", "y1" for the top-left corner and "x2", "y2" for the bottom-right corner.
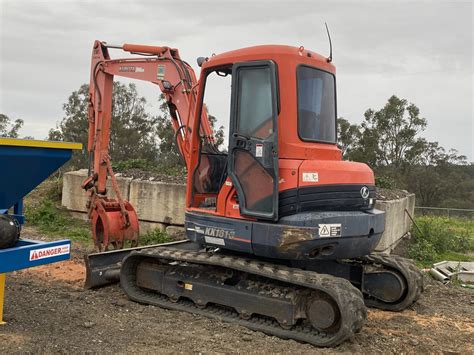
[{"x1": 85, "y1": 241, "x2": 423, "y2": 347}]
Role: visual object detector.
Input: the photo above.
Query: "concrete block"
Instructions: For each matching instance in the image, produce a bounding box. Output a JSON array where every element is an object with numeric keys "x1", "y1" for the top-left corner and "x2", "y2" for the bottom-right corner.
[
  {"x1": 139, "y1": 220, "x2": 166, "y2": 235},
  {"x1": 69, "y1": 210, "x2": 89, "y2": 221},
  {"x1": 62, "y1": 170, "x2": 132, "y2": 212},
  {"x1": 375, "y1": 194, "x2": 415, "y2": 252},
  {"x1": 129, "y1": 180, "x2": 186, "y2": 225},
  {"x1": 62, "y1": 169, "x2": 89, "y2": 212},
  {"x1": 166, "y1": 225, "x2": 186, "y2": 240}
]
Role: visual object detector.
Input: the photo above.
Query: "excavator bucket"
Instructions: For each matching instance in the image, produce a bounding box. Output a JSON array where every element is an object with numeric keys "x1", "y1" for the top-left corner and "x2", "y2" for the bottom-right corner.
[{"x1": 90, "y1": 199, "x2": 139, "y2": 251}]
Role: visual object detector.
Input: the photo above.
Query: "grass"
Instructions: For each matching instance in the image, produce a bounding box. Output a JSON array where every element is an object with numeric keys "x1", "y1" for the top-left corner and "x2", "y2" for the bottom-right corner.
[
  {"x1": 25, "y1": 200, "x2": 91, "y2": 243},
  {"x1": 408, "y1": 215, "x2": 474, "y2": 267},
  {"x1": 140, "y1": 228, "x2": 174, "y2": 245},
  {"x1": 25, "y1": 199, "x2": 174, "y2": 247}
]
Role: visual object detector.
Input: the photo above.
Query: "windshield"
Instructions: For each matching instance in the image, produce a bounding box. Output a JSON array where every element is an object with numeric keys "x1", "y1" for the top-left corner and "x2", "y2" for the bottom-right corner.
[{"x1": 297, "y1": 66, "x2": 336, "y2": 142}]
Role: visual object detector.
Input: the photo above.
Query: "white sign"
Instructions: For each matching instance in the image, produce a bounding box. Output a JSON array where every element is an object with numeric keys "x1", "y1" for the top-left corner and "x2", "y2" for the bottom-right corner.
[
  {"x1": 318, "y1": 224, "x2": 342, "y2": 237},
  {"x1": 302, "y1": 172, "x2": 319, "y2": 182},
  {"x1": 255, "y1": 144, "x2": 263, "y2": 157},
  {"x1": 204, "y1": 236, "x2": 225, "y2": 246},
  {"x1": 29, "y1": 244, "x2": 70, "y2": 261}
]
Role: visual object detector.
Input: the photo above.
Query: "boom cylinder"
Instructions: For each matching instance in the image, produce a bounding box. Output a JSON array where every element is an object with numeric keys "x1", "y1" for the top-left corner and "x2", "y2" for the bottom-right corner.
[{"x1": 122, "y1": 43, "x2": 169, "y2": 55}]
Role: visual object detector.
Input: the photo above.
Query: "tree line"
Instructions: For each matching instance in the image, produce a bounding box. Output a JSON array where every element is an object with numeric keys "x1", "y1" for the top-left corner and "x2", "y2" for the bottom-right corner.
[
  {"x1": 338, "y1": 95, "x2": 472, "y2": 208},
  {"x1": 1, "y1": 84, "x2": 472, "y2": 209},
  {"x1": 1, "y1": 113, "x2": 25, "y2": 138},
  {"x1": 47, "y1": 83, "x2": 224, "y2": 171}
]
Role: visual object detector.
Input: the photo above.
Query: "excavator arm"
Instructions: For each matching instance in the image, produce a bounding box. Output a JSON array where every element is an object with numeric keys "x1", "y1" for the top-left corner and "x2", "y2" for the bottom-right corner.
[{"x1": 84, "y1": 40, "x2": 214, "y2": 250}]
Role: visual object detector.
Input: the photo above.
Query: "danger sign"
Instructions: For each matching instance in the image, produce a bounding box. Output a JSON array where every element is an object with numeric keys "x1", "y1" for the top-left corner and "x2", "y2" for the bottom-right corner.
[{"x1": 29, "y1": 244, "x2": 70, "y2": 261}]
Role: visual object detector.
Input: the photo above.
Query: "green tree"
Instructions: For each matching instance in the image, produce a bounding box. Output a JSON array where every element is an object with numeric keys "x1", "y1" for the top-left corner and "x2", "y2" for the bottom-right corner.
[
  {"x1": 349, "y1": 95, "x2": 427, "y2": 169},
  {"x1": 155, "y1": 96, "x2": 182, "y2": 167},
  {"x1": 341, "y1": 95, "x2": 471, "y2": 208},
  {"x1": 49, "y1": 83, "x2": 159, "y2": 168},
  {"x1": 208, "y1": 113, "x2": 225, "y2": 149},
  {"x1": 0, "y1": 113, "x2": 24, "y2": 138},
  {"x1": 403, "y1": 141, "x2": 468, "y2": 206},
  {"x1": 154, "y1": 95, "x2": 226, "y2": 168},
  {"x1": 337, "y1": 117, "x2": 360, "y2": 159}
]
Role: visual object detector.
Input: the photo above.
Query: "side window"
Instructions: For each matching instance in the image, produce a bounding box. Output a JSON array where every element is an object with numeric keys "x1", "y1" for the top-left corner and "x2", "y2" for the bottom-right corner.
[
  {"x1": 192, "y1": 68, "x2": 231, "y2": 200},
  {"x1": 202, "y1": 69, "x2": 231, "y2": 151},
  {"x1": 297, "y1": 66, "x2": 336, "y2": 143},
  {"x1": 236, "y1": 67, "x2": 273, "y2": 139}
]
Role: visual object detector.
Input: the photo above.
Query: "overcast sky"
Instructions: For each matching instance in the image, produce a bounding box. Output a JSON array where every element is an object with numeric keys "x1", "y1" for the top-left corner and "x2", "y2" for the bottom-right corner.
[{"x1": 1, "y1": 0, "x2": 472, "y2": 160}]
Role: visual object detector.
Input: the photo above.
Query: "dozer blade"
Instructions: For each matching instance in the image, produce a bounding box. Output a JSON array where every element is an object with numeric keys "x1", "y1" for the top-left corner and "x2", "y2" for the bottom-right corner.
[{"x1": 84, "y1": 240, "x2": 200, "y2": 289}]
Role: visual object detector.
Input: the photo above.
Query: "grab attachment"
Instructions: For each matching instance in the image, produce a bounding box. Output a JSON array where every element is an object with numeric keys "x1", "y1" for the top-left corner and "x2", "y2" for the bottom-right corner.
[{"x1": 83, "y1": 155, "x2": 139, "y2": 251}]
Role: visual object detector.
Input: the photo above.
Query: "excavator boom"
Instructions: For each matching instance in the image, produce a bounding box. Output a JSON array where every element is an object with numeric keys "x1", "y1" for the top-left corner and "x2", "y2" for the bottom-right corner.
[{"x1": 84, "y1": 41, "x2": 216, "y2": 250}]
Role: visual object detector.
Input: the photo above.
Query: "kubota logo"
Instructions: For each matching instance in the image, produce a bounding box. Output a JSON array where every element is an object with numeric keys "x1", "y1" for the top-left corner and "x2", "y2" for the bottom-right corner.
[
  {"x1": 119, "y1": 66, "x2": 145, "y2": 73},
  {"x1": 360, "y1": 186, "x2": 370, "y2": 199}
]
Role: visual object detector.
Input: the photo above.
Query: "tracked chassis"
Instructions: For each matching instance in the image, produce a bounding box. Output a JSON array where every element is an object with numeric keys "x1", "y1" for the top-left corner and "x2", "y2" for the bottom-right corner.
[
  {"x1": 120, "y1": 247, "x2": 367, "y2": 347},
  {"x1": 85, "y1": 241, "x2": 423, "y2": 347}
]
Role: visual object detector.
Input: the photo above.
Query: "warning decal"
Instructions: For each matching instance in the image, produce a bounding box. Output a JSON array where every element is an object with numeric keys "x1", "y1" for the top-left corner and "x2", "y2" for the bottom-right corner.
[
  {"x1": 157, "y1": 65, "x2": 166, "y2": 80},
  {"x1": 302, "y1": 172, "x2": 319, "y2": 183},
  {"x1": 318, "y1": 224, "x2": 342, "y2": 238},
  {"x1": 29, "y1": 244, "x2": 70, "y2": 261}
]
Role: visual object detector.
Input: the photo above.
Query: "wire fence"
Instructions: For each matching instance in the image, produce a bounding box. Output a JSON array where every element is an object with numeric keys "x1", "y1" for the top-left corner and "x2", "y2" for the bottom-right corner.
[{"x1": 415, "y1": 207, "x2": 474, "y2": 220}]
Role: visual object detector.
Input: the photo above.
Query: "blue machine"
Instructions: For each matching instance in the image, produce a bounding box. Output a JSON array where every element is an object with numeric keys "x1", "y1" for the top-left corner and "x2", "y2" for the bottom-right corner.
[{"x1": 0, "y1": 137, "x2": 82, "y2": 324}]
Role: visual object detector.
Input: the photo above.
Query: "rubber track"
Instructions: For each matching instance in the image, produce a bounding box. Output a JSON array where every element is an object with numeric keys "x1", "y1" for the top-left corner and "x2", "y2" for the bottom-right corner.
[
  {"x1": 121, "y1": 247, "x2": 367, "y2": 347},
  {"x1": 359, "y1": 253, "x2": 424, "y2": 311}
]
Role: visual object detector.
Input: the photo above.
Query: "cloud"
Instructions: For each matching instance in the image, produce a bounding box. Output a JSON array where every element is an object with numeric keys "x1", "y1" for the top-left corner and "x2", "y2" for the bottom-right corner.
[{"x1": 0, "y1": 0, "x2": 472, "y2": 159}]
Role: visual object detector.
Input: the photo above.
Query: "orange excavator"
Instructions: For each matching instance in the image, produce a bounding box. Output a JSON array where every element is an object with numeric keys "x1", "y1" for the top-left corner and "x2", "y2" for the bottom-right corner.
[{"x1": 83, "y1": 40, "x2": 423, "y2": 346}]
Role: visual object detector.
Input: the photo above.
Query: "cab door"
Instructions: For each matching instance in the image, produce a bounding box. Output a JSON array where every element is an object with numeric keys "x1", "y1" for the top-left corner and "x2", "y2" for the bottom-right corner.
[{"x1": 228, "y1": 61, "x2": 279, "y2": 221}]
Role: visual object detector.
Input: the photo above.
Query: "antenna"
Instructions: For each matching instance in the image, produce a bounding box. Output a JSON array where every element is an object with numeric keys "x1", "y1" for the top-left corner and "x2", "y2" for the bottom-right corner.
[{"x1": 325, "y1": 22, "x2": 333, "y2": 63}]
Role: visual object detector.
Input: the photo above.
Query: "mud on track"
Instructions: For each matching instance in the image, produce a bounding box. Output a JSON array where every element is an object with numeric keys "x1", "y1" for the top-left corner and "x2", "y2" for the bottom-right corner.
[{"x1": 1, "y1": 243, "x2": 473, "y2": 353}]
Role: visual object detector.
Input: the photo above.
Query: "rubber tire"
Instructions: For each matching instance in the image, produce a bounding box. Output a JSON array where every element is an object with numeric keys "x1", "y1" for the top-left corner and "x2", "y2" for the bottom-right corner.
[{"x1": 0, "y1": 215, "x2": 20, "y2": 249}]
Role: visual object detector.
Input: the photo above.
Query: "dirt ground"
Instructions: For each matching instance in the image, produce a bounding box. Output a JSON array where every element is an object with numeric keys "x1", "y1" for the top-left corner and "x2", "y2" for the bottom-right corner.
[{"x1": 1, "y1": 231, "x2": 473, "y2": 353}]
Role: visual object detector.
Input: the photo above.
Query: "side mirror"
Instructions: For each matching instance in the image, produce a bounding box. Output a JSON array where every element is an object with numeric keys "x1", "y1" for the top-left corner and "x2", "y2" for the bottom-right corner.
[{"x1": 197, "y1": 57, "x2": 208, "y2": 67}]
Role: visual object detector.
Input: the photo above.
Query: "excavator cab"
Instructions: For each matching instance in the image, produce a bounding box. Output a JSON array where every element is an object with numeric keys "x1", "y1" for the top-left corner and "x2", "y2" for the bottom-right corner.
[{"x1": 184, "y1": 45, "x2": 385, "y2": 260}]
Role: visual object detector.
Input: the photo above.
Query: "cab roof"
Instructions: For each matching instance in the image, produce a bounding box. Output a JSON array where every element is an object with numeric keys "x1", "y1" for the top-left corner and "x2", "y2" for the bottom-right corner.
[{"x1": 204, "y1": 44, "x2": 335, "y2": 73}]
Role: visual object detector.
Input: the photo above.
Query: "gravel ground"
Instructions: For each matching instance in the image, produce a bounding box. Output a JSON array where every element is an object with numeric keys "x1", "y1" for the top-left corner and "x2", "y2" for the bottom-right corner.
[
  {"x1": 376, "y1": 187, "x2": 412, "y2": 201},
  {"x1": 1, "y1": 235, "x2": 473, "y2": 353}
]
